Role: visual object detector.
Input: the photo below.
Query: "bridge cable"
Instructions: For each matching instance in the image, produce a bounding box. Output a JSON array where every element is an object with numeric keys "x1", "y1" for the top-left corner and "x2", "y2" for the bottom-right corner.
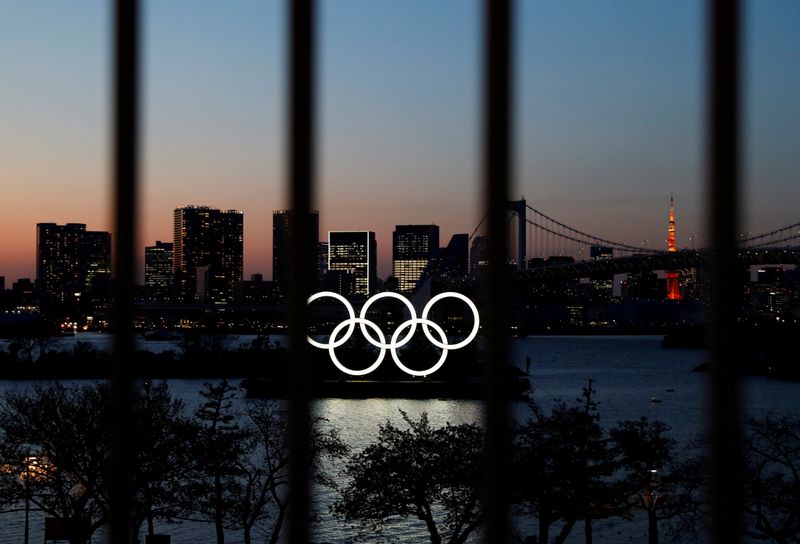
[
  {"x1": 524, "y1": 215, "x2": 659, "y2": 256},
  {"x1": 526, "y1": 202, "x2": 659, "y2": 253},
  {"x1": 468, "y1": 211, "x2": 488, "y2": 243},
  {"x1": 736, "y1": 221, "x2": 800, "y2": 245}
]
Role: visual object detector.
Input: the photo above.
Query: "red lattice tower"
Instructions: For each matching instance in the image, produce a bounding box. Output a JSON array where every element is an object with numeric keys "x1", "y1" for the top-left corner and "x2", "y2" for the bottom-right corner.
[{"x1": 666, "y1": 194, "x2": 682, "y2": 300}]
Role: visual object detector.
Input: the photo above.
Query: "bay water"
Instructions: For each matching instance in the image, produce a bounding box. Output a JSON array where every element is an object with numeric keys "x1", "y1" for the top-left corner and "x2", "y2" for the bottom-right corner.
[{"x1": 0, "y1": 334, "x2": 796, "y2": 543}]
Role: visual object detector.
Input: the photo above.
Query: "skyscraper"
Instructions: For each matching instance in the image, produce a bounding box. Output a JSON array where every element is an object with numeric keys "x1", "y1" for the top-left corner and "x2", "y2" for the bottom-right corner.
[
  {"x1": 272, "y1": 210, "x2": 320, "y2": 290},
  {"x1": 392, "y1": 225, "x2": 439, "y2": 293},
  {"x1": 81, "y1": 230, "x2": 112, "y2": 293},
  {"x1": 145, "y1": 241, "x2": 174, "y2": 301},
  {"x1": 36, "y1": 223, "x2": 111, "y2": 301},
  {"x1": 173, "y1": 206, "x2": 243, "y2": 304},
  {"x1": 470, "y1": 235, "x2": 488, "y2": 274},
  {"x1": 318, "y1": 241, "x2": 329, "y2": 279},
  {"x1": 328, "y1": 231, "x2": 377, "y2": 296},
  {"x1": 437, "y1": 233, "x2": 469, "y2": 278}
]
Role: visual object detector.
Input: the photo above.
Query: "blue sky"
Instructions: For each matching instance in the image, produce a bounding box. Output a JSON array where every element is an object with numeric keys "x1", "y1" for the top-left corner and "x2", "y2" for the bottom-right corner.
[{"x1": 0, "y1": 1, "x2": 798, "y2": 280}]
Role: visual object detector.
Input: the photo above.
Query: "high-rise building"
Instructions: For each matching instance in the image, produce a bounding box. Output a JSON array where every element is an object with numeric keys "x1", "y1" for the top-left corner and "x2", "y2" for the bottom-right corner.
[
  {"x1": 318, "y1": 241, "x2": 329, "y2": 279},
  {"x1": 392, "y1": 225, "x2": 439, "y2": 293},
  {"x1": 145, "y1": 241, "x2": 174, "y2": 300},
  {"x1": 437, "y1": 234, "x2": 469, "y2": 278},
  {"x1": 272, "y1": 210, "x2": 320, "y2": 290},
  {"x1": 82, "y1": 230, "x2": 112, "y2": 293},
  {"x1": 470, "y1": 235, "x2": 488, "y2": 274},
  {"x1": 173, "y1": 206, "x2": 243, "y2": 304},
  {"x1": 36, "y1": 223, "x2": 111, "y2": 301},
  {"x1": 328, "y1": 231, "x2": 376, "y2": 296}
]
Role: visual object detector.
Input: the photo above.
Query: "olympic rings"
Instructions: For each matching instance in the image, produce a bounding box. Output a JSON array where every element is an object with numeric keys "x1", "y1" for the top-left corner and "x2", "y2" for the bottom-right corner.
[{"x1": 307, "y1": 291, "x2": 480, "y2": 377}]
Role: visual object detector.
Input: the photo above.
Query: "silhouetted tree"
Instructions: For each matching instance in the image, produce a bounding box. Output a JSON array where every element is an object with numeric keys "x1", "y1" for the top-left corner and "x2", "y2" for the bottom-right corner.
[
  {"x1": 574, "y1": 381, "x2": 618, "y2": 544},
  {"x1": 189, "y1": 380, "x2": 249, "y2": 544},
  {"x1": 0, "y1": 382, "x2": 200, "y2": 544},
  {"x1": 131, "y1": 380, "x2": 199, "y2": 538},
  {"x1": 614, "y1": 413, "x2": 800, "y2": 544},
  {"x1": 660, "y1": 452, "x2": 709, "y2": 540},
  {"x1": 8, "y1": 330, "x2": 59, "y2": 364},
  {"x1": 741, "y1": 413, "x2": 800, "y2": 543},
  {"x1": 226, "y1": 400, "x2": 347, "y2": 544},
  {"x1": 514, "y1": 387, "x2": 615, "y2": 544},
  {"x1": 333, "y1": 410, "x2": 484, "y2": 544},
  {"x1": 0, "y1": 383, "x2": 110, "y2": 544},
  {"x1": 609, "y1": 417, "x2": 701, "y2": 544}
]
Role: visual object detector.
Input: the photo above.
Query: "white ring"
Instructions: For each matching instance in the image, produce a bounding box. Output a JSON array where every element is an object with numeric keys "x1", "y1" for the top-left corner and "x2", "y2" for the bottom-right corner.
[
  {"x1": 390, "y1": 318, "x2": 449, "y2": 377},
  {"x1": 307, "y1": 291, "x2": 356, "y2": 349},
  {"x1": 329, "y1": 317, "x2": 386, "y2": 376},
  {"x1": 421, "y1": 292, "x2": 480, "y2": 350}
]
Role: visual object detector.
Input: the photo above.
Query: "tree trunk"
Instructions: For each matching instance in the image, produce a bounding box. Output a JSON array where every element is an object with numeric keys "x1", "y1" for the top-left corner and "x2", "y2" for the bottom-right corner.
[
  {"x1": 584, "y1": 509, "x2": 592, "y2": 544},
  {"x1": 243, "y1": 524, "x2": 251, "y2": 544},
  {"x1": 648, "y1": 509, "x2": 658, "y2": 544},
  {"x1": 130, "y1": 518, "x2": 144, "y2": 544},
  {"x1": 268, "y1": 504, "x2": 287, "y2": 544},
  {"x1": 553, "y1": 518, "x2": 576, "y2": 544},
  {"x1": 215, "y1": 472, "x2": 225, "y2": 544},
  {"x1": 539, "y1": 517, "x2": 550, "y2": 544},
  {"x1": 421, "y1": 511, "x2": 442, "y2": 544}
]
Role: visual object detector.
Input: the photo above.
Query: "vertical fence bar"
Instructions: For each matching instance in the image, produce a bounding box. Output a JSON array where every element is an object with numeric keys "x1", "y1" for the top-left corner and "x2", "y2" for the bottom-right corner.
[
  {"x1": 483, "y1": 0, "x2": 512, "y2": 542},
  {"x1": 707, "y1": 0, "x2": 741, "y2": 542},
  {"x1": 286, "y1": 0, "x2": 315, "y2": 542},
  {"x1": 111, "y1": 0, "x2": 140, "y2": 542}
]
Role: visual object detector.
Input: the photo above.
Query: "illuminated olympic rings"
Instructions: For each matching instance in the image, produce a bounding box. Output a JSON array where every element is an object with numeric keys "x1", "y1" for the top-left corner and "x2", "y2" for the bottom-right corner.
[{"x1": 307, "y1": 291, "x2": 480, "y2": 377}]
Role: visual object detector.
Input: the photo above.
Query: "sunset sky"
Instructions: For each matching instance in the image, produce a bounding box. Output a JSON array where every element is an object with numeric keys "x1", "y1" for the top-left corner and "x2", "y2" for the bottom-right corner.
[{"x1": 1, "y1": 1, "x2": 798, "y2": 282}]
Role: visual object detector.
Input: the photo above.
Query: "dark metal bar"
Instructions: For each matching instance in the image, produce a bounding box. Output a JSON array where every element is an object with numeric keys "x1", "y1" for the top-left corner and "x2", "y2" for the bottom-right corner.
[
  {"x1": 707, "y1": 1, "x2": 742, "y2": 542},
  {"x1": 482, "y1": 0, "x2": 512, "y2": 542},
  {"x1": 286, "y1": 0, "x2": 315, "y2": 542},
  {"x1": 111, "y1": 0, "x2": 140, "y2": 543}
]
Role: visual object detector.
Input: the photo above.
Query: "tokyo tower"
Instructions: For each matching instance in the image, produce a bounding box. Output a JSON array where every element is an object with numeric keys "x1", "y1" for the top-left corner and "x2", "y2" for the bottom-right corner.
[{"x1": 665, "y1": 193, "x2": 682, "y2": 300}]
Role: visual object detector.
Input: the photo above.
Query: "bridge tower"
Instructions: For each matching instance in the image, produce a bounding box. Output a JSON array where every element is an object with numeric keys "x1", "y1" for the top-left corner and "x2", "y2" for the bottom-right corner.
[
  {"x1": 507, "y1": 199, "x2": 526, "y2": 271},
  {"x1": 665, "y1": 194, "x2": 683, "y2": 300}
]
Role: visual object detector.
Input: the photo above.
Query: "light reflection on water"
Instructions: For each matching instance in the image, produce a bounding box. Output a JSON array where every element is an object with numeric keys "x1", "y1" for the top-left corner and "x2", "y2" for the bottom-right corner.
[{"x1": 0, "y1": 335, "x2": 795, "y2": 543}]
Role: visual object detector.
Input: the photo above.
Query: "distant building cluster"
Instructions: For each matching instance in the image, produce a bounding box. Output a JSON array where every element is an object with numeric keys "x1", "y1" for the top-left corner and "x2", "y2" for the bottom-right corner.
[
  {"x1": 2, "y1": 197, "x2": 799, "y2": 334},
  {"x1": 12, "y1": 207, "x2": 471, "y2": 313}
]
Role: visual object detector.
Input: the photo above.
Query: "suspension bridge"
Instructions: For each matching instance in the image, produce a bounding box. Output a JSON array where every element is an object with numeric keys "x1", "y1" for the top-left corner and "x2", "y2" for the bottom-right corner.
[{"x1": 468, "y1": 199, "x2": 800, "y2": 280}]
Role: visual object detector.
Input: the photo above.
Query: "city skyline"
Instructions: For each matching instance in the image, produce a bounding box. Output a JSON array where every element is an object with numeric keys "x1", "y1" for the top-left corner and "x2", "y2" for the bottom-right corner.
[
  {"x1": 2, "y1": 209, "x2": 476, "y2": 284},
  {"x1": 0, "y1": 189, "x2": 792, "y2": 290},
  {"x1": 1, "y1": 1, "x2": 798, "y2": 281}
]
